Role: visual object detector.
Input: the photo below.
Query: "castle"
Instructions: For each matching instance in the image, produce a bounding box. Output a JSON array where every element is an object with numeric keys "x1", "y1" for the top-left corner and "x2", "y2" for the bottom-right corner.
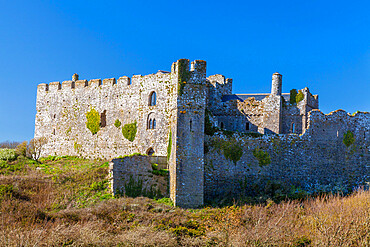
[{"x1": 35, "y1": 59, "x2": 369, "y2": 207}]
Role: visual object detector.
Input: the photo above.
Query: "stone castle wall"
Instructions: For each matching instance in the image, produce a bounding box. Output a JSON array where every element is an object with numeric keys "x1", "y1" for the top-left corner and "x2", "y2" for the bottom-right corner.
[
  {"x1": 35, "y1": 71, "x2": 177, "y2": 159},
  {"x1": 204, "y1": 110, "x2": 369, "y2": 201}
]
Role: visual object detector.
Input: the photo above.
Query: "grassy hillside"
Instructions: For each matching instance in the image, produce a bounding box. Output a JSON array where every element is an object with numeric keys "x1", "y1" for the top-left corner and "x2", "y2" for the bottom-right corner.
[{"x1": 0, "y1": 156, "x2": 369, "y2": 246}]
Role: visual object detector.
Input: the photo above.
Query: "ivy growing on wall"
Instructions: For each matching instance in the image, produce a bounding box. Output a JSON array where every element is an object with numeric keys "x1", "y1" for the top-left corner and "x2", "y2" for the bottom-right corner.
[
  {"x1": 209, "y1": 138, "x2": 243, "y2": 165},
  {"x1": 177, "y1": 59, "x2": 191, "y2": 96},
  {"x1": 296, "y1": 91, "x2": 304, "y2": 103},
  {"x1": 86, "y1": 108, "x2": 100, "y2": 135},
  {"x1": 114, "y1": 119, "x2": 121, "y2": 128},
  {"x1": 290, "y1": 89, "x2": 298, "y2": 104},
  {"x1": 223, "y1": 142, "x2": 243, "y2": 165},
  {"x1": 122, "y1": 121, "x2": 137, "y2": 142},
  {"x1": 167, "y1": 130, "x2": 172, "y2": 161},
  {"x1": 252, "y1": 148, "x2": 271, "y2": 167},
  {"x1": 343, "y1": 130, "x2": 355, "y2": 147}
]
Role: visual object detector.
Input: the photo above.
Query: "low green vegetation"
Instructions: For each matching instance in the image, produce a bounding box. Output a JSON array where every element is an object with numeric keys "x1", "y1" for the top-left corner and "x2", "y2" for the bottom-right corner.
[
  {"x1": 0, "y1": 148, "x2": 17, "y2": 161},
  {"x1": 151, "y1": 163, "x2": 169, "y2": 176},
  {"x1": 122, "y1": 121, "x2": 137, "y2": 142},
  {"x1": 121, "y1": 175, "x2": 162, "y2": 199},
  {"x1": 86, "y1": 108, "x2": 100, "y2": 135},
  {"x1": 252, "y1": 147, "x2": 271, "y2": 167},
  {"x1": 343, "y1": 130, "x2": 355, "y2": 147}
]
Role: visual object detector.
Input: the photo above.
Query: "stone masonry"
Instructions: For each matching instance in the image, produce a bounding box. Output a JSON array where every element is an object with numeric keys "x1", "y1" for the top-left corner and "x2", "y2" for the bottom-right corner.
[{"x1": 35, "y1": 59, "x2": 369, "y2": 207}]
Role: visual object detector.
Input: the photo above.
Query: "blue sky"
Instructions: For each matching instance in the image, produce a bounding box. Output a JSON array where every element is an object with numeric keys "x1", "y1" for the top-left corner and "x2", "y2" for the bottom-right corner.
[{"x1": 0, "y1": 0, "x2": 369, "y2": 142}]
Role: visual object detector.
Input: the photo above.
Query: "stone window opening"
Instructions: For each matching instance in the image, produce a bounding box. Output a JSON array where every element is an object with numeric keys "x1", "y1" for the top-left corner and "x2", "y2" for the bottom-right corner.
[
  {"x1": 52, "y1": 129, "x2": 55, "y2": 135},
  {"x1": 291, "y1": 123, "x2": 295, "y2": 133},
  {"x1": 220, "y1": 122, "x2": 224, "y2": 129},
  {"x1": 147, "y1": 113, "x2": 156, "y2": 129},
  {"x1": 246, "y1": 122, "x2": 250, "y2": 131},
  {"x1": 100, "y1": 110, "x2": 107, "y2": 127},
  {"x1": 53, "y1": 114, "x2": 56, "y2": 119},
  {"x1": 147, "y1": 148, "x2": 155, "y2": 156},
  {"x1": 190, "y1": 120, "x2": 192, "y2": 131},
  {"x1": 149, "y1": 91, "x2": 156, "y2": 106}
]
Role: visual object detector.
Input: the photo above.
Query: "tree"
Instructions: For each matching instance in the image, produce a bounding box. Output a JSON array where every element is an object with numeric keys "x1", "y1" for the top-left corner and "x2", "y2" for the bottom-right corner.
[{"x1": 27, "y1": 137, "x2": 48, "y2": 161}]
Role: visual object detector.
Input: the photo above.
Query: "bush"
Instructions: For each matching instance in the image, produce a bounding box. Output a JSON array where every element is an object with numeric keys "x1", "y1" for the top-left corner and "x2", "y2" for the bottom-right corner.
[
  {"x1": 15, "y1": 141, "x2": 28, "y2": 157},
  {"x1": 0, "y1": 149, "x2": 17, "y2": 161},
  {"x1": 86, "y1": 108, "x2": 100, "y2": 135},
  {"x1": 122, "y1": 121, "x2": 137, "y2": 142},
  {"x1": 223, "y1": 143, "x2": 243, "y2": 165},
  {"x1": 27, "y1": 137, "x2": 48, "y2": 161}
]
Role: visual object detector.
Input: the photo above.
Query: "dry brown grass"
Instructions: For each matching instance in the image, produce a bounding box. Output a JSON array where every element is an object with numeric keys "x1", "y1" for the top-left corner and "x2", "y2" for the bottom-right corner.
[{"x1": 1, "y1": 157, "x2": 370, "y2": 246}]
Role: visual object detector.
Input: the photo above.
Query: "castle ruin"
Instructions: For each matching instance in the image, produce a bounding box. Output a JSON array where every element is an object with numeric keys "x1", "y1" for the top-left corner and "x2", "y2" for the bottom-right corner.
[{"x1": 35, "y1": 59, "x2": 369, "y2": 207}]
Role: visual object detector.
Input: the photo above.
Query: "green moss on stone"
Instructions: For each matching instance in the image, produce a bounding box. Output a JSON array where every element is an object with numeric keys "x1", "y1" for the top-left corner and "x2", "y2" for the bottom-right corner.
[{"x1": 177, "y1": 59, "x2": 191, "y2": 96}]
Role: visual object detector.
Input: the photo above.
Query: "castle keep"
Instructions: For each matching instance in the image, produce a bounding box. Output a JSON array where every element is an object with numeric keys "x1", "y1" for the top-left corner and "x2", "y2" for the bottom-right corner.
[{"x1": 35, "y1": 59, "x2": 369, "y2": 207}]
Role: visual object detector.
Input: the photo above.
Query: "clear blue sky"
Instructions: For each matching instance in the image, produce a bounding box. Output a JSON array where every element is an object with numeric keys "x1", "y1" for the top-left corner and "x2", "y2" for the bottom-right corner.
[{"x1": 0, "y1": 0, "x2": 369, "y2": 142}]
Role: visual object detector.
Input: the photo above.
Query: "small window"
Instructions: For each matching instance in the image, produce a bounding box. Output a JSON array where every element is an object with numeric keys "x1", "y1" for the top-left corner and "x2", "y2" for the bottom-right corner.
[
  {"x1": 53, "y1": 114, "x2": 56, "y2": 119},
  {"x1": 291, "y1": 123, "x2": 295, "y2": 133},
  {"x1": 220, "y1": 122, "x2": 224, "y2": 129},
  {"x1": 153, "y1": 119, "x2": 156, "y2": 129},
  {"x1": 190, "y1": 120, "x2": 192, "y2": 131},
  {"x1": 52, "y1": 129, "x2": 55, "y2": 135},
  {"x1": 149, "y1": 91, "x2": 156, "y2": 106},
  {"x1": 246, "y1": 122, "x2": 250, "y2": 131},
  {"x1": 147, "y1": 148, "x2": 155, "y2": 156},
  {"x1": 100, "y1": 110, "x2": 107, "y2": 127}
]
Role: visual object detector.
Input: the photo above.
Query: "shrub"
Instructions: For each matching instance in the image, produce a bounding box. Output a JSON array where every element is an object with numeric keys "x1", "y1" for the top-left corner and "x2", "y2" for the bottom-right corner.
[
  {"x1": 16, "y1": 141, "x2": 28, "y2": 157},
  {"x1": 252, "y1": 148, "x2": 271, "y2": 167},
  {"x1": 205, "y1": 114, "x2": 216, "y2": 136},
  {"x1": 343, "y1": 130, "x2": 355, "y2": 147},
  {"x1": 0, "y1": 148, "x2": 17, "y2": 161},
  {"x1": 86, "y1": 108, "x2": 100, "y2": 135},
  {"x1": 27, "y1": 137, "x2": 48, "y2": 161},
  {"x1": 114, "y1": 119, "x2": 121, "y2": 128},
  {"x1": 290, "y1": 89, "x2": 298, "y2": 104},
  {"x1": 296, "y1": 91, "x2": 304, "y2": 103},
  {"x1": 122, "y1": 121, "x2": 137, "y2": 142}
]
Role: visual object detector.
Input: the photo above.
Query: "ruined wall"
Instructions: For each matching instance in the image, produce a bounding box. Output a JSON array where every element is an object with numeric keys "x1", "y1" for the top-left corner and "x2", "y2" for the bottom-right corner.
[
  {"x1": 109, "y1": 155, "x2": 168, "y2": 197},
  {"x1": 204, "y1": 110, "x2": 370, "y2": 201},
  {"x1": 35, "y1": 70, "x2": 177, "y2": 159}
]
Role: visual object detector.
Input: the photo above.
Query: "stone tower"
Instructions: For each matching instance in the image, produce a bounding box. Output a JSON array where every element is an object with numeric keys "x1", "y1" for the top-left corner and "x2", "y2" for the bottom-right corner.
[
  {"x1": 168, "y1": 59, "x2": 207, "y2": 208},
  {"x1": 271, "y1": 72, "x2": 282, "y2": 95}
]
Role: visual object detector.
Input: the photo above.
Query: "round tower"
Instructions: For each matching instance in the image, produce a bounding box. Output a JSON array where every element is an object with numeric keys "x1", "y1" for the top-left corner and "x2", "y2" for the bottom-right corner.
[{"x1": 271, "y1": 72, "x2": 282, "y2": 95}]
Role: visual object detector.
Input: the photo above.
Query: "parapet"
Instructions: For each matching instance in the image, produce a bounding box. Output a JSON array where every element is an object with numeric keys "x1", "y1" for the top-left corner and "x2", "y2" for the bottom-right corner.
[{"x1": 171, "y1": 59, "x2": 207, "y2": 81}]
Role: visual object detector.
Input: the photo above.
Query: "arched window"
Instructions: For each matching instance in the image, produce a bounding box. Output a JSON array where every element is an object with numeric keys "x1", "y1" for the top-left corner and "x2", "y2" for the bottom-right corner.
[
  {"x1": 147, "y1": 148, "x2": 155, "y2": 156},
  {"x1": 220, "y1": 122, "x2": 224, "y2": 129},
  {"x1": 147, "y1": 113, "x2": 156, "y2": 130},
  {"x1": 246, "y1": 122, "x2": 250, "y2": 131},
  {"x1": 149, "y1": 91, "x2": 156, "y2": 106}
]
